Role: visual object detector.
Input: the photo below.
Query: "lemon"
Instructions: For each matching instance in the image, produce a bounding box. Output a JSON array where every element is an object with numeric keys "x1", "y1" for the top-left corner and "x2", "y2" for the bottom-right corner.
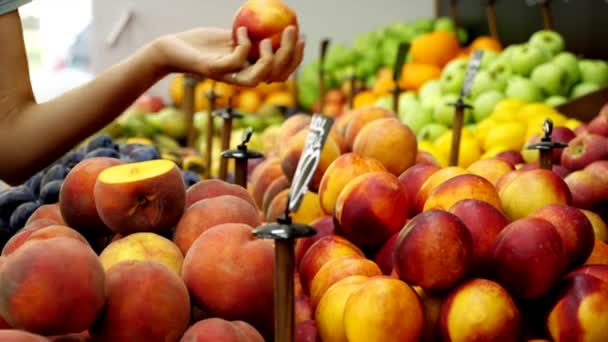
[
  {"x1": 565, "y1": 118, "x2": 584, "y2": 131},
  {"x1": 457, "y1": 137, "x2": 483, "y2": 168},
  {"x1": 525, "y1": 113, "x2": 568, "y2": 141},
  {"x1": 516, "y1": 103, "x2": 558, "y2": 121},
  {"x1": 418, "y1": 140, "x2": 448, "y2": 167},
  {"x1": 434, "y1": 128, "x2": 474, "y2": 157},
  {"x1": 473, "y1": 118, "x2": 498, "y2": 146},
  {"x1": 494, "y1": 98, "x2": 528, "y2": 114},
  {"x1": 480, "y1": 145, "x2": 511, "y2": 160},
  {"x1": 521, "y1": 146, "x2": 539, "y2": 163},
  {"x1": 483, "y1": 122, "x2": 527, "y2": 152}
]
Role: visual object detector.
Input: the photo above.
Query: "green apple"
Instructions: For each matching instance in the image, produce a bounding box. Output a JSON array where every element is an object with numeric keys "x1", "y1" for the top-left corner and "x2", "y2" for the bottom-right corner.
[
  {"x1": 480, "y1": 50, "x2": 499, "y2": 70},
  {"x1": 419, "y1": 79, "x2": 443, "y2": 101},
  {"x1": 412, "y1": 17, "x2": 435, "y2": 33},
  {"x1": 571, "y1": 82, "x2": 601, "y2": 99},
  {"x1": 457, "y1": 27, "x2": 469, "y2": 45},
  {"x1": 510, "y1": 44, "x2": 550, "y2": 77},
  {"x1": 374, "y1": 95, "x2": 394, "y2": 111},
  {"x1": 578, "y1": 59, "x2": 608, "y2": 87},
  {"x1": 440, "y1": 59, "x2": 468, "y2": 94},
  {"x1": 545, "y1": 95, "x2": 568, "y2": 107},
  {"x1": 471, "y1": 70, "x2": 506, "y2": 99},
  {"x1": 488, "y1": 58, "x2": 513, "y2": 85},
  {"x1": 417, "y1": 123, "x2": 449, "y2": 142},
  {"x1": 528, "y1": 30, "x2": 565, "y2": 57},
  {"x1": 434, "y1": 16, "x2": 456, "y2": 33},
  {"x1": 157, "y1": 107, "x2": 187, "y2": 139},
  {"x1": 399, "y1": 96, "x2": 432, "y2": 134},
  {"x1": 505, "y1": 76, "x2": 544, "y2": 102},
  {"x1": 433, "y1": 93, "x2": 469, "y2": 127},
  {"x1": 473, "y1": 90, "x2": 504, "y2": 123},
  {"x1": 501, "y1": 44, "x2": 522, "y2": 60},
  {"x1": 531, "y1": 62, "x2": 569, "y2": 96},
  {"x1": 552, "y1": 52, "x2": 580, "y2": 87}
]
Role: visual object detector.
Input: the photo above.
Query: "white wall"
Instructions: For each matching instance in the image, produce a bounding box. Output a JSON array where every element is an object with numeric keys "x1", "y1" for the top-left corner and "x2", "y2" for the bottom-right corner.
[{"x1": 91, "y1": 0, "x2": 433, "y2": 99}]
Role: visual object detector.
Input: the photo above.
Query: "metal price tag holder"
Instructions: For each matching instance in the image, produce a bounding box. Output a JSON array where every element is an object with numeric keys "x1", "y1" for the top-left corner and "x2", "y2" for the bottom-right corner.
[
  {"x1": 449, "y1": 49, "x2": 484, "y2": 166},
  {"x1": 221, "y1": 127, "x2": 264, "y2": 188},
  {"x1": 526, "y1": 118, "x2": 568, "y2": 170},
  {"x1": 252, "y1": 113, "x2": 334, "y2": 342}
]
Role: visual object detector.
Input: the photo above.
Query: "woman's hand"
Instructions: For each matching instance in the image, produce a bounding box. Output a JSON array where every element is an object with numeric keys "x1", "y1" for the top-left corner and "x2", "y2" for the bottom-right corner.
[{"x1": 153, "y1": 26, "x2": 304, "y2": 86}]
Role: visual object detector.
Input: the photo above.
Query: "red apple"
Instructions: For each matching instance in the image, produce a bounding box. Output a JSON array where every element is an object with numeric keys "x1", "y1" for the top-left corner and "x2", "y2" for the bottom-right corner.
[
  {"x1": 132, "y1": 94, "x2": 165, "y2": 113},
  {"x1": 564, "y1": 170, "x2": 608, "y2": 210},
  {"x1": 232, "y1": 0, "x2": 299, "y2": 61},
  {"x1": 560, "y1": 133, "x2": 608, "y2": 171},
  {"x1": 519, "y1": 162, "x2": 570, "y2": 179},
  {"x1": 526, "y1": 127, "x2": 575, "y2": 164},
  {"x1": 495, "y1": 150, "x2": 525, "y2": 167},
  {"x1": 586, "y1": 102, "x2": 608, "y2": 137},
  {"x1": 491, "y1": 217, "x2": 567, "y2": 299}
]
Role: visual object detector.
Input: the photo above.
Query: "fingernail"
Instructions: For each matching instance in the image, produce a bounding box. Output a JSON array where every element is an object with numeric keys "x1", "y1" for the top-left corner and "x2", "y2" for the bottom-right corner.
[
  {"x1": 261, "y1": 39, "x2": 272, "y2": 50},
  {"x1": 286, "y1": 26, "x2": 295, "y2": 39}
]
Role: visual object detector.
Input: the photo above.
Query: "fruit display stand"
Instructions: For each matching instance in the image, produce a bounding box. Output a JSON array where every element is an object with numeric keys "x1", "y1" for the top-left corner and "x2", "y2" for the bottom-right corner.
[{"x1": 4, "y1": 0, "x2": 608, "y2": 341}]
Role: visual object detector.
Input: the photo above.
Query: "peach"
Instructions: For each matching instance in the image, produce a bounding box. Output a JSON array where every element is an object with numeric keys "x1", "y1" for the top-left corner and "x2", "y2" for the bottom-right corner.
[
  {"x1": 547, "y1": 274, "x2": 608, "y2": 342},
  {"x1": 0, "y1": 238, "x2": 105, "y2": 335},
  {"x1": 173, "y1": 195, "x2": 261, "y2": 254},
  {"x1": 266, "y1": 189, "x2": 324, "y2": 224},
  {"x1": 423, "y1": 174, "x2": 502, "y2": 212},
  {"x1": 581, "y1": 209, "x2": 608, "y2": 242},
  {"x1": 335, "y1": 171, "x2": 409, "y2": 249},
  {"x1": 499, "y1": 169, "x2": 572, "y2": 221},
  {"x1": 59, "y1": 157, "x2": 124, "y2": 237},
  {"x1": 495, "y1": 169, "x2": 525, "y2": 196},
  {"x1": 530, "y1": 204, "x2": 595, "y2": 268},
  {"x1": 26, "y1": 225, "x2": 89, "y2": 246},
  {"x1": 318, "y1": 153, "x2": 386, "y2": 215},
  {"x1": 448, "y1": 199, "x2": 509, "y2": 274},
  {"x1": 90, "y1": 260, "x2": 190, "y2": 342},
  {"x1": 276, "y1": 114, "x2": 312, "y2": 156},
  {"x1": 295, "y1": 320, "x2": 319, "y2": 342},
  {"x1": 416, "y1": 150, "x2": 441, "y2": 166},
  {"x1": 416, "y1": 166, "x2": 471, "y2": 213},
  {"x1": 294, "y1": 216, "x2": 336, "y2": 267},
  {"x1": 567, "y1": 264, "x2": 608, "y2": 283},
  {"x1": 352, "y1": 118, "x2": 418, "y2": 175},
  {"x1": 373, "y1": 230, "x2": 401, "y2": 275},
  {"x1": 232, "y1": 320, "x2": 265, "y2": 342},
  {"x1": 294, "y1": 294, "x2": 312, "y2": 324},
  {"x1": 181, "y1": 223, "x2": 274, "y2": 339},
  {"x1": 1, "y1": 220, "x2": 57, "y2": 256},
  {"x1": 439, "y1": 278, "x2": 520, "y2": 342},
  {"x1": 413, "y1": 286, "x2": 443, "y2": 342},
  {"x1": 99, "y1": 232, "x2": 184, "y2": 275},
  {"x1": 310, "y1": 256, "x2": 382, "y2": 308},
  {"x1": 343, "y1": 277, "x2": 424, "y2": 342},
  {"x1": 393, "y1": 210, "x2": 473, "y2": 291},
  {"x1": 0, "y1": 330, "x2": 48, "y2": 341},
  {"x1": 585, "y1": 237, "x2": 608, "y2": 265},
  {"x1": 467, "y1": 157, "x2": 515, "y2": 186},
  {"x1": 185, "y1": 179, "x2": 257, "y2": 210},
  {"x1": 343, "y1": 106, "x2": 396, "y2": 149},
  {"x1": 249, "y1": 157, "x2": 284, "y2": 209},
  {"x1": 398, "y1": 163, "x2": 440, "y2": 217},
  {"x1": 280, "y1": 128, "x2": 341, "y2": 192},
  {"x1": 314, "y1": 275, "x2": 370, "y2": 342},
  {"x1": 261, "y1": 175, "x2": 290, "y2": 215},
  {"x1": 94, "y1": 160, "x2": 185, "y2": 235},
  {"x1": 179, "y1": 318, "x2": 260, "y2": 342},
  {"x1": 298, "y1": 235, "x2": 364, "y2": 295},
  {"x1": 491, "y1": 217, "x2": 567, "y2": 299},
  {"x1": 25, "y1": 203, "x2": 65, "y2": 226},
  {"x1": 232, "y1": 0, "x2": 299, "y2": 61}
]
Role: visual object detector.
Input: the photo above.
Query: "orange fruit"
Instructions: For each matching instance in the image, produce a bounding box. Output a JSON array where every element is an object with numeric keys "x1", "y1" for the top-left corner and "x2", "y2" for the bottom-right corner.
[
  {"x1": 353, "y1": 91, "x2": 377, "y2": 109},
  {"x1": 194, "y1": 80, "x2": 235, "y2": 111},
  {"x1": 469, "y1": 36, "x2": 503, "y2": 53},
  {"x1": 235, "y1": 90, "x2": 262, "y2": 113},
  {"x1": 399, "y1": 63, "x2": 441, "y2": 92},
  {"x1": 372, "y1": 69, "x2": 397, "y2": 96},
  {"x1": 169, "y1": 74, "x2": 185, "y2": 106},
  {"x1": 411, "y1": 30, "x2": 461, "y2": 68},
  {"x1": 263, "y1": 91, "x2": 296, "y2": 108},
  {"x1": 254, "y1": 82, "x2": 287, "y2": 96}
]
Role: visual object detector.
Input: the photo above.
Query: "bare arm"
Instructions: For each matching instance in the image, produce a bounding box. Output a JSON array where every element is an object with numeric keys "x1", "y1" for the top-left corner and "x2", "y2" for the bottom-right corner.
[{"x1": 0, "y1": 10, "x2": 304, "y2": 184}]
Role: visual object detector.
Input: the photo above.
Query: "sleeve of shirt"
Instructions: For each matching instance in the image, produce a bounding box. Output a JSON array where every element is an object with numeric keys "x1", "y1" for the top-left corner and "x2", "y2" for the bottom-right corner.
[{"x1": 0, "y1": 0, "x2": 32, "y2": 16}]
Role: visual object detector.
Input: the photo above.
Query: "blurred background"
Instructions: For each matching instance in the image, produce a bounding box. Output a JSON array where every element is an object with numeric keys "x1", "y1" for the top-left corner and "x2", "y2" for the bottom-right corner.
[{"x1": 20, "y1": 0, "x2": 432, "y2": 102}]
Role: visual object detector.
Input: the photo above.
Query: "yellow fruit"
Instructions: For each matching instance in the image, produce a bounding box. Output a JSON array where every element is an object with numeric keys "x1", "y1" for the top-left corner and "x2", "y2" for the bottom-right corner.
[
  {"x1": 565, "y1": 118, "x2": 584, "y2": 131},
  {"x1": 418, "y1": 140, "x2": 448, "y2": 167},
  {"x1": 483, "y1": 122, "x2": 527, "y2": 152},
  {"x1": 516, "y1": 103, "x2": 559, "y2": 121},
  {"x1": 525, "y1": 113, "x2": 567, "y2": 141},
  {"x1": 235, "y1": 90, "x2": 262, "y2": 113},
  {"x1": 126, "y1": 137, "x2": 154, "y2": 145},
  {"x1": 457, "y1": 137, "x2": 482, "y2": 168},
  {"x1": 353, "y1": 91, "x2": 378, "y2": 109},
  {"x1": 434, "y1": 128, "x2": 474, "y2": 157},
  {"x1": 521, "y1": 146, "x2": 539, "y2": 164},
  {"x1": 473, "y1": 118, "x2": 498, "y2": 145},
  {"x1": 263, "y1": 91, "x2": 296, "y2": 108},
  {"x1": 481, "y1": 145, "x2": 511, "y2": 160},
  {"x1": 493, "y1": 98, "x2": 527, "y2": 116}
]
